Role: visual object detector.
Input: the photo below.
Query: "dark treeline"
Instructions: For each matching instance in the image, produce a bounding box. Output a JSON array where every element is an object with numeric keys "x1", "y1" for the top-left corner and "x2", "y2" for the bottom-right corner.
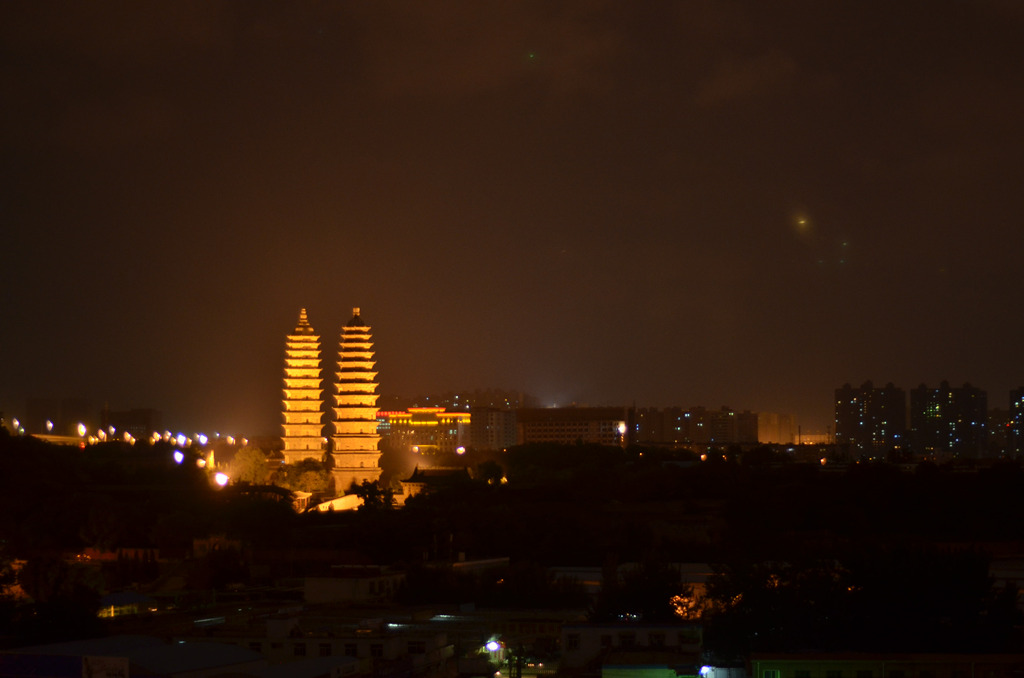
[{"x1": 2, "y1": 432, "x2": 1023, "y2": 653}]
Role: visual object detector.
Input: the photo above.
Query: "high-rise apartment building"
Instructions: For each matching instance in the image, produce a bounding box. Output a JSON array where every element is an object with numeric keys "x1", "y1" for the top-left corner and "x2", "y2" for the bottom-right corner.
[
  {"x1": 331, "y1": 308, "x2": 382, "y2": 491},
  {"x1": 834, "y1": 381, "x2": 906, "y2": 455},
  {"x1": 909, "y1": 381, "x2": 987, "y2": 458},
  {"x1": 1010, "y1": 387, "x2": 1024, "y2": 456},
  {"x1": 281, "y1": 309, "x2": 325, "y2": 465}
]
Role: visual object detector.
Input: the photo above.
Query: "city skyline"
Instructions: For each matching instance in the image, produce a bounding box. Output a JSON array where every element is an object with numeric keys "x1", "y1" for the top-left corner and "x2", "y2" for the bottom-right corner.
[{"x1": 3, "y1": 3, "x2": 1023, "y2": 436}]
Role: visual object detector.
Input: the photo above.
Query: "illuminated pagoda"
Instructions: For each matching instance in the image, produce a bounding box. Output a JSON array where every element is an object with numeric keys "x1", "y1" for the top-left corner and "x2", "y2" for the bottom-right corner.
[
  {"x1": 281, "y1": 308, "x2": 325, "y2": 465},
  {"x1": 331, "y1": 307, "x2": 382, "y2": 492}
]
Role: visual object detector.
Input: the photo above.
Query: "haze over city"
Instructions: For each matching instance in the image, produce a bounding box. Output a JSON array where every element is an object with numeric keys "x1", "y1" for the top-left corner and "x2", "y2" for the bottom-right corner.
[{"x1": 3, "y1": 2, "x2": 1023, "y2": 436}]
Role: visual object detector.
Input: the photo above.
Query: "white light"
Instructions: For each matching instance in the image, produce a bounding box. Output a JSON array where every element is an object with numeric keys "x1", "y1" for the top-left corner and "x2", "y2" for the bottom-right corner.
[
  {"x1": 173, "y1": 450, "x2": 185, "y2": 464},
  {"x1": 197, "y1": 434, "x2": 208, "y2": 446},
  {"x1": 485, "y1": 641, "x2": 501, "y2": 652},
  {"x1": 176, "y1": 434, "x2": 187, "y2": 447},
  {"x1": 701, "y1": 667, "x2": 712, "y2": 677},
  {"x1": 214, "y1": 472, "x2": 229, "y2": 486},
  {"x1": 46, "y1": 420, "x2": 54, "y2": 432},
  {"x1": 456, "y1": 446, "x2": 466, "y2": 455}
]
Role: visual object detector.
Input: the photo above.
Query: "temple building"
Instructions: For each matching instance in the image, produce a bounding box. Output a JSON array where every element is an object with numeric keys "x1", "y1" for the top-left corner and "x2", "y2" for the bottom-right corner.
[
  {"x1": 331, "y1": 307, "x2": 382, "y2": 492},
  {"x1": 281, "y1": 309, "x2": 325, "y2": 465}
]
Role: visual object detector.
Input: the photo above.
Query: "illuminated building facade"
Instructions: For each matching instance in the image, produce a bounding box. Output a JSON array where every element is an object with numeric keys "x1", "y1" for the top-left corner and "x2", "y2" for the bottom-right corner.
[
  {"x1": 282, "y1": 308, "x2": 325, "y2": 465},
  {"x1": 377, "y1": 407, "x2": 471, "y2": 455},
  {"x1": 909, "y1": 381, "x2": 987, "y2": 458},
  {"x1": 331, "y1": 308, "x2": 382, "y2": 491},
  {"x1": 834, "y1": 381, "x2": 906, "y2": 456}
]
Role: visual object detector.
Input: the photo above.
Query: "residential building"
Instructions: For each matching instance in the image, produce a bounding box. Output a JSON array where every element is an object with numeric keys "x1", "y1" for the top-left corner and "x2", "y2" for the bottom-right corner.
[
  {"x1": 909, "y1": 381, "x2": 987, "y2": 458},
  {"x1": 834, "y1": 382, "x2": 906, "y2": 456}
]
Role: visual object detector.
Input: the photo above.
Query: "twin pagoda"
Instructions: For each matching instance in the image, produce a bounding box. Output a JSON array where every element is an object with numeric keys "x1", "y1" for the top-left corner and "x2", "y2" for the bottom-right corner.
[{"x1": 281, "y1": 307, "x2": 381, "y2": 492}]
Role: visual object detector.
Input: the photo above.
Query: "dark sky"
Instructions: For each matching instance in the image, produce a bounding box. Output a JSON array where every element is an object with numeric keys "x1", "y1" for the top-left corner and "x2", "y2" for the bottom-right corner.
[{"x1": 3, "y1": 1, "x2": 1023, "y2": 437}]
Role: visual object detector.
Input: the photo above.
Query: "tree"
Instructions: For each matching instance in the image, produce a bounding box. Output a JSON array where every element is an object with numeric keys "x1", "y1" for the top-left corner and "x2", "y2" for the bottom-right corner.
[
  {"x1": 351, "y1": 480, "x2": 394, "y2": 511},
  {"x1": 273, "y1": 458, "x2": 333, "y2": 494},
  {"x1": 228, "y1": 446, "x2": 269, "y2": 484}
]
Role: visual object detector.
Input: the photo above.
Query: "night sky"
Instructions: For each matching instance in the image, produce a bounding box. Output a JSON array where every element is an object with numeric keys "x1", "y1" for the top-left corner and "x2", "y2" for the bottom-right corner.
[{"x1": 3, "y1": 2, "x2": 1023, "y2": 437}]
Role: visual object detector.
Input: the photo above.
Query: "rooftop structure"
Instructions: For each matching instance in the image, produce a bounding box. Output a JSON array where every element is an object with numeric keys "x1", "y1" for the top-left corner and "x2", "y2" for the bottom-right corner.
[{"x1": 282, "y1": 309, "x2": 325, "y2": 465}]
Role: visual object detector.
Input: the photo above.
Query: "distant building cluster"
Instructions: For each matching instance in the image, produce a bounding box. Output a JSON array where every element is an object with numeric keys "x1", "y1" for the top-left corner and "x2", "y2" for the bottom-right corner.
[
  {"x1": 633, "y1": 406, "x2": 796, "y2": 447},
  {"x1": 834, "y1": 380, "x2": 1024, "y2": 458},
  {"x1": 372, "y1": 403, "x2": 798, "y2": 455}
]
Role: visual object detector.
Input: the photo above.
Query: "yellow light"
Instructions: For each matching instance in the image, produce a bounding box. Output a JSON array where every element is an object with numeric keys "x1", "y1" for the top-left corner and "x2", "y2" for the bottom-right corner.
[{"x1": 77, "y1": 423, "x2": 86, "y2": 437}]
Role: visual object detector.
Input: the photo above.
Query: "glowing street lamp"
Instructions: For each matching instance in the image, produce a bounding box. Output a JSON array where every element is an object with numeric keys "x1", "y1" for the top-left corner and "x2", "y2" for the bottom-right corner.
[
  {"x1": 46, "y1": 420, "x2": 54, "y2": 432},
  {"x1": 77, "y1": 423, "x2": 86, "y2": 437},
  {"x1": 214, "y1": 472, "x2": 229, "y2": 487},
  {"x1": 456, "y1": 446, "x2": 466, "y2": 455},
  {"x1": 173, "y1": 450, "x2": 185, "y2": 464}
]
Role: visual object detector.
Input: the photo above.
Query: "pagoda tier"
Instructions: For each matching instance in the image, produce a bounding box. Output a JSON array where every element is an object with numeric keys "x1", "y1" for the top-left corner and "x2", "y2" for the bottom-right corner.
[
  {"x1": 282, "y1": 308, "x2": 325, "y2": 465},
  {"x1": 331, "y1": 307, "x2": 382, "y2": 492}
]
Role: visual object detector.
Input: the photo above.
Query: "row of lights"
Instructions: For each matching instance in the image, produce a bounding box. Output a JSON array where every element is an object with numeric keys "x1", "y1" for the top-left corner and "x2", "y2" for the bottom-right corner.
[{"x1": 9, "y1": 419, "x2": 238, "y2": 488}]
